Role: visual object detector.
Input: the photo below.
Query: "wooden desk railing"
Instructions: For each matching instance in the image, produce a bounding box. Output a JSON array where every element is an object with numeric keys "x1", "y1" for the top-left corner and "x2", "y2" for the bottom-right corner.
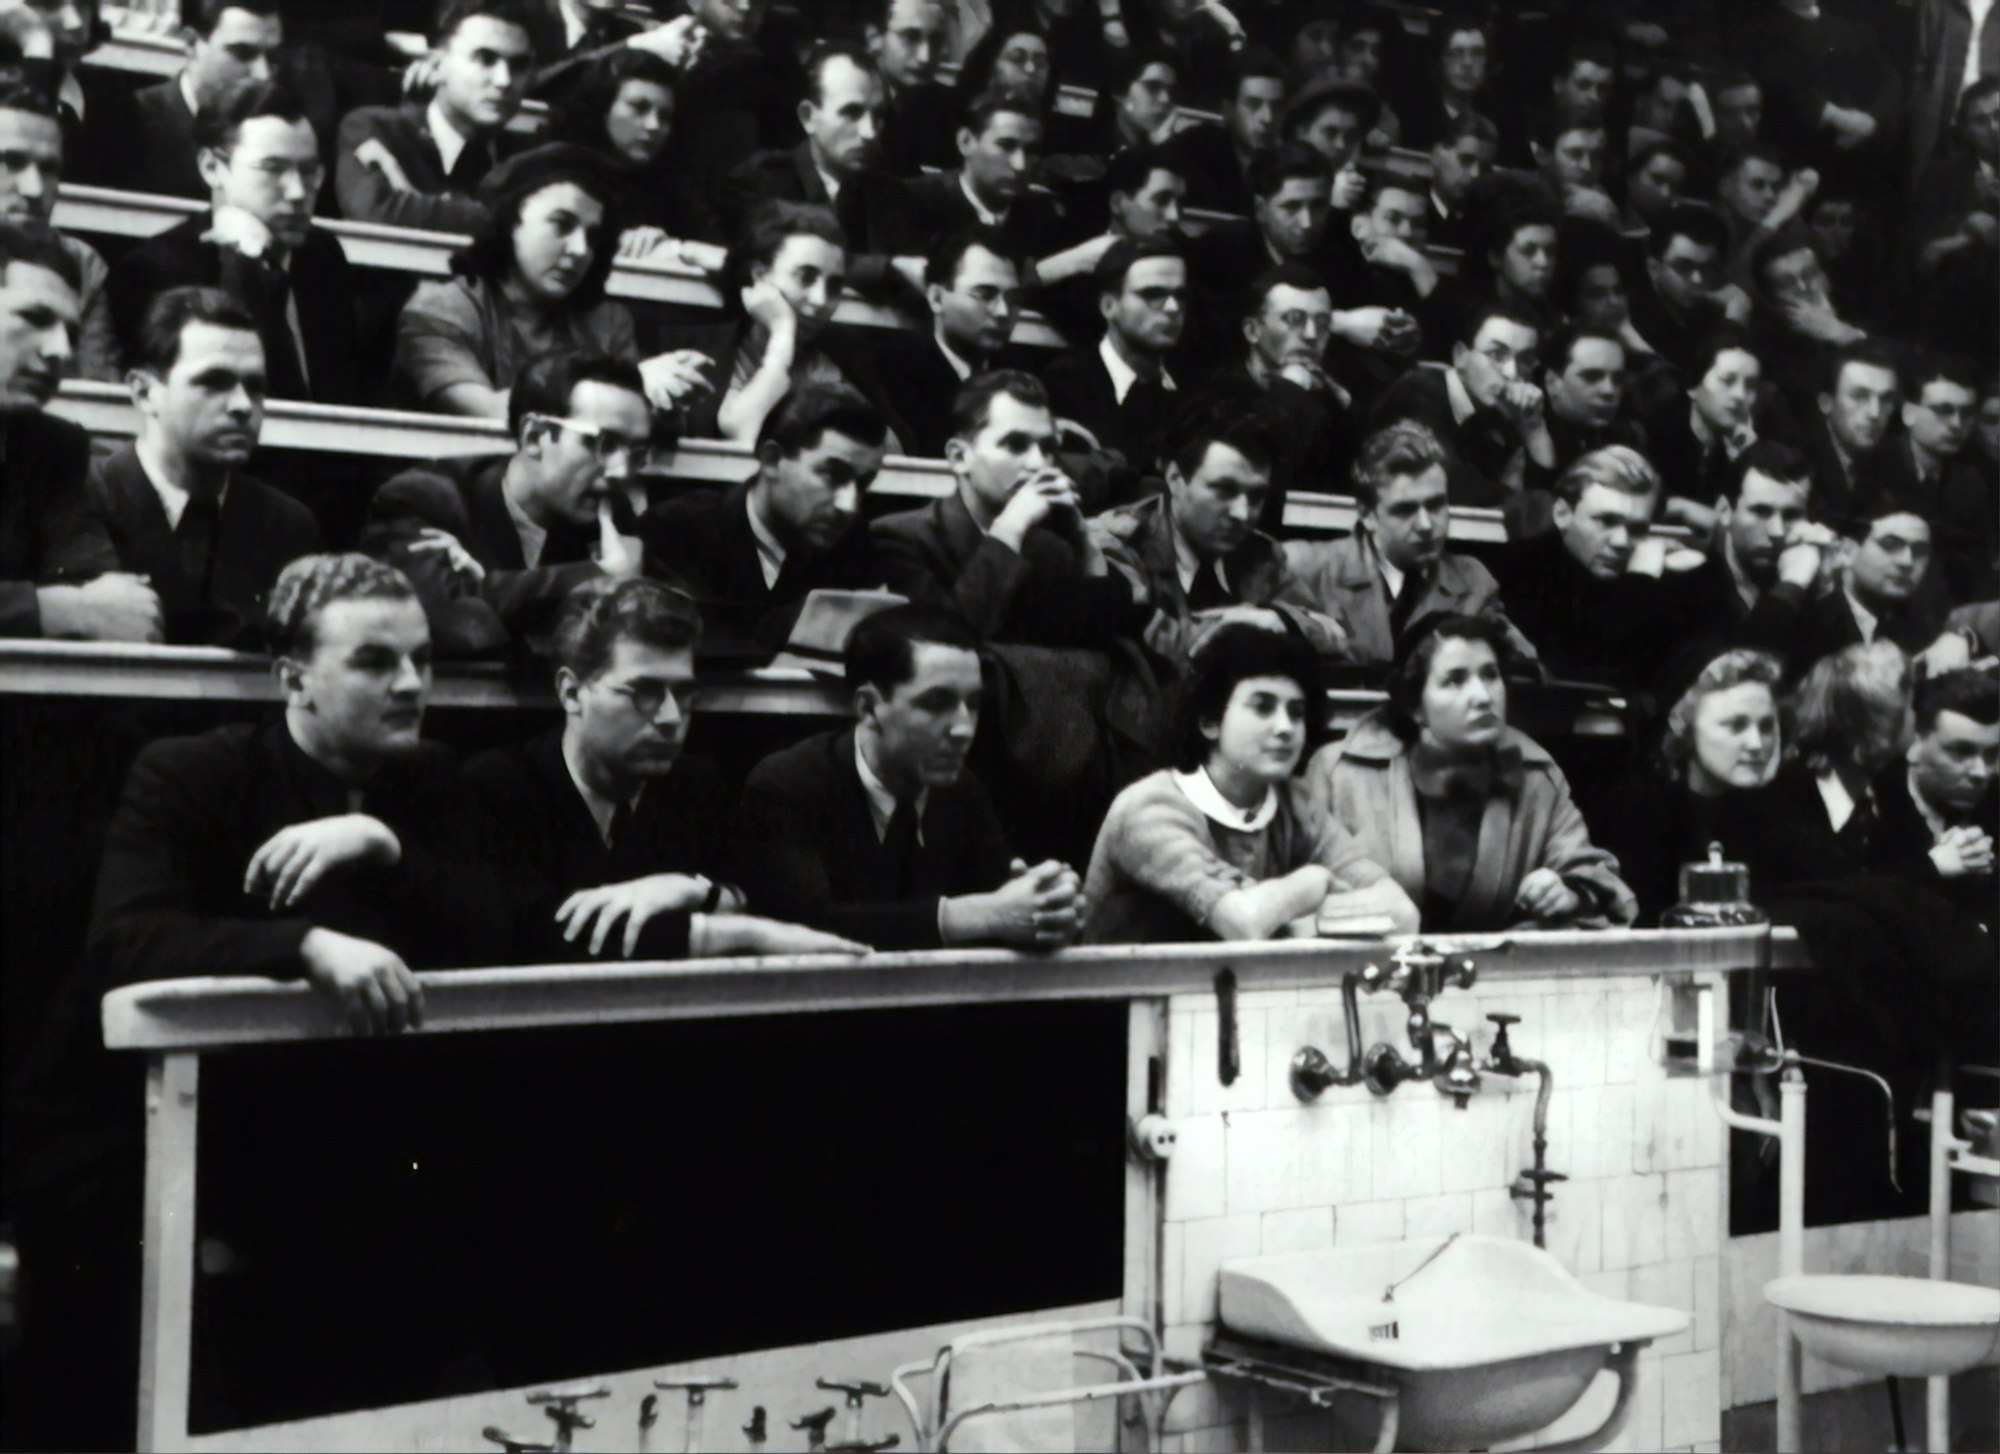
[
  {"x1": 46, "y1": 379, "x2": 1554, "y2": 544},
  {"x1": 0, "y1": 640, "x2": 1637, "y2": 737},
  {"x1": 101, "y1": 928, "x2": 1804, "y2": 1055},
  {"x1": 52, "y1": 184, "x2": 1070, "y2": 347}
]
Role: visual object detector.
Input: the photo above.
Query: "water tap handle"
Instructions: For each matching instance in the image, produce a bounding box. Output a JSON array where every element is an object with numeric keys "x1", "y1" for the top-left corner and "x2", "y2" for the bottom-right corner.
[
  {"x1": 1486, "y1": 1012, "x2": 1521, "y2": 1071},
  {"x1": 816, "y1": 1377, "x2": 891, "y2": 1407},
  {"x1": 483, "y1": 1429, "x2": 555, "y2": 1454},
  {"x1": 1290, "y1": 1045, "x2": 1341, "y2": 1101},
  {"x1": 791, "y1": 1406, "x2": 837, "y2": 1439}
]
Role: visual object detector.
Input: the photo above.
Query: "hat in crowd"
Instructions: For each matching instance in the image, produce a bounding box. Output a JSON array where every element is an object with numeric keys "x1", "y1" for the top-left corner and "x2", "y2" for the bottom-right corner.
[
  {"x1": 1281, "y1": 73, "x2": 1382, "y2": 141},
  {"x1": 477, "y1": 142, "x2": 619, "y2": 210}
]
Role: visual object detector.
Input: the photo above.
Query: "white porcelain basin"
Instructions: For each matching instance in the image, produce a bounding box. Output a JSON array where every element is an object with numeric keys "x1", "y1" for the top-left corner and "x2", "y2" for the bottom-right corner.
[
  {"x1": 1765, "y1": 1275, "x2": 2000, "y2": 1378},
  {"x1": 1220, "y1": 1236, "x2": 1687, "y2": 1451}
]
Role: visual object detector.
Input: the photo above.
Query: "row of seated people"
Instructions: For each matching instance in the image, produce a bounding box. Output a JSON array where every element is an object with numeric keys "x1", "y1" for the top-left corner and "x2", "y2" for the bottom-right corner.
[
  {"x1": 6, "y1": 67, "x2": 1992, "y2": 577},
  {"x1": 4, "y1": 230, "x2": 1994, "y2": 699},
  {"x1": 9, "y1": 0, "x2": 1994, "y2": 460}
]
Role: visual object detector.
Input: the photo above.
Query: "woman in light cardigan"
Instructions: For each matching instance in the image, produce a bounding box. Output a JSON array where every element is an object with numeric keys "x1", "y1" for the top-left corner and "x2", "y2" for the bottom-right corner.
[
  {"x1": 1308, "y1": 612, "x2": 1636, "y2": 931},
  {"x1": 1082, "y1": 624, "x2": 1418, "y2": 944}
]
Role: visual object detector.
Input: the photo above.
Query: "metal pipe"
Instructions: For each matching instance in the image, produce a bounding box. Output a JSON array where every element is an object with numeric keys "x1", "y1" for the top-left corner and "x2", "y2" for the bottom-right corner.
[
  {"x1": 1928, "y1": 1086, "x2": 1954, "y2": 1454},
  {"x1": 1777, "y1": 1070, "x2": 1806, "y2": 1454}
]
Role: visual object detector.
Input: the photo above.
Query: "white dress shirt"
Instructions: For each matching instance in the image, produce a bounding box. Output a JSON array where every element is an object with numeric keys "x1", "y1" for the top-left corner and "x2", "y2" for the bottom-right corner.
[
  {"x1": 744, "y1": 490, "x2": 788, "y2": 590},
  {"x1": 1098, "y1": 335, "x2": 1176, "y2": 406}
]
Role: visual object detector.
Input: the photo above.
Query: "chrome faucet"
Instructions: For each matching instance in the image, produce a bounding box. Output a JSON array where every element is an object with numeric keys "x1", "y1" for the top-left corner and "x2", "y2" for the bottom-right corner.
[{"x1": 1358, "y1": 938, "x2": 1508, "y2": 1107}]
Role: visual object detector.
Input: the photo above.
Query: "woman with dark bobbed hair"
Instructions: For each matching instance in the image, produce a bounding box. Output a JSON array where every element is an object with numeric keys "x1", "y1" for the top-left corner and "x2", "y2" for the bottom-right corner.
[
  {"x1": 552, "y1": 48, "x2": 726, "y2": 266},
  {"x1": 395, "y1": 143, "x2": 712, "y2": 419},
  {"x1": 1082, "y1": 624, "x2": 1417, "y2": 944},
  {"x1": 1309, "y1": 612, "x2": 1635, "y2": 931}
]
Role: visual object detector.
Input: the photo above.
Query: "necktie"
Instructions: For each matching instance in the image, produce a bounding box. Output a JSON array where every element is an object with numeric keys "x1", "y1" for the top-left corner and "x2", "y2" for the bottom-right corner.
[
  {"x1": 883, "y1": 798, "x2": 921, "y2": 893},
  {"x1": 606, "y1": 800, "x2": 636, "y2": 855},
  {"x1": 176, "y1": 493, "x2": 221, "y2": 600},
  {"x1": 1387, "y1": 570, "x2": 1424, "y2": 645},
  {"x1": 1186, "y1": 560, "x2": 1228, "y2": 612}
]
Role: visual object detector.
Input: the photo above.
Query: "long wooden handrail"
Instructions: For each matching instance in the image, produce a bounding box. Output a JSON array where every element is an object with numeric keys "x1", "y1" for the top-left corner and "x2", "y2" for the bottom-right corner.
[{"x1": 99, "y1": 926, "x2": 1804, "y2": 1052}]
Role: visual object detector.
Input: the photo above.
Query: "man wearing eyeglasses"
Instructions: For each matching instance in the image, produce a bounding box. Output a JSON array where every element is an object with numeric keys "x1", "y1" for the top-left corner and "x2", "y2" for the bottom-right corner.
[
  {"x1": 872, "y1": 230, "x2": 1022, "y2": 456},
  {"x1": 128, "y1": 0, "x2": 289, "y2": 201},
  {"x1": 638, "y1": 381, "x2": 890, "y2": 656},
  {"x1": 1628, "y1": 203, "x2": 1746, "y2": 379},
  {"x1": 107, "y1": 77, "x2": 360, "y2": 403},
  {"x1": 467, "y1": 576, "x2": 868, "y2": 961},
  {"x1": 1373, "y1": 300, "x2": 1555, "y2": 509},
  {"x1": 1194, "y1": 263, "x2": 1359, "y2": 532},
  {"x1": 362, "y1": 352, "x2": 652, "y2": 655}
]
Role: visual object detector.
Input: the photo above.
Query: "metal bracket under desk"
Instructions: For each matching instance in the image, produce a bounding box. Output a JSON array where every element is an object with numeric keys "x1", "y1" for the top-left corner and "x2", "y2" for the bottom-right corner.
[{"x1": 1202, "y1": 1333, "x2": 1402, "y2": 1453}]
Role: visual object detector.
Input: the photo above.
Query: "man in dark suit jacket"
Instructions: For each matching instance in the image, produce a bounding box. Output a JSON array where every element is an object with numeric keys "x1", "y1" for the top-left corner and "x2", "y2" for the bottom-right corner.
[
  {"x1": 1040, "y1": 237, "x2": 1186, "y2": 482},
  {"x1": 1373, "y1": 300, "x2": 1557, "y2": 509},
  {"x1": 639, "y1": 382, "x2": 890, "y2": 656},
  {"x1": 108, "y1": 81, "x2": 361, "y2": 402},
  {"x1": 870, "y1": 0, "x2": 958, "y2": 177},
  {"x1": 128, "y1": 0, "x2": 293, "y2": 200},
  {"x1": 1162, "y1": 48, "x2": 1284, "y2": 218},
  {"x1": 1799, "y1": 340, "x2": 1899, "y2": 525},
  {"x1": 721, "y1": 46, "x2": 917, "y2": 299},
  {"x1": 1876, "y1": 356, "x2": 1996, "y2": 602},
  {"x1": 88, "y1": 287, "x2": 321, "y2": 647},
  {"x1": 873, "y1": 371, "x2": 1148, "y2": 649},
  {"x1": 1491, "y1": 444, "x2": 1684, "y2": 690},
  {"x1": 363, "y1": 353, "x2": 651, "y2": 653},
  {"x1": 733, "y1": 603, "x2": 1081, "y2": 950},
  {"x1": 1628, "y1": 203, "x2": 1735, "y2": 378},
  {"x1": 466, "y1": 576, "x2": 864, "y2": 959},
  {"x1": 896, "y1": 91, "x2": 1068, "y2": 265},
  {"x1": 1669, "y1": 441, "x2": 1843, "y2": 676},
  {"x1": 334, "y1": 0, "x2": 535, "y2": 231},
  {"x1": 0, "y1": 220, "x2": 161, "y2": 640},
  {"x1": 87, "y1": 551, "x2": 515, "y2": 1020},
  {"x1": 1871, "y1": 668, "x2": 1998, "y2": 930},
  {"x1": 1794, "y1": 496, "x2": 1952, "y2": 670},
  {"x1": 868, "y1": 230, "x2": 1020, "y2": 457},
  {"x1": 1194, "y1": 265, "x2": 1360, "y2": 528}
]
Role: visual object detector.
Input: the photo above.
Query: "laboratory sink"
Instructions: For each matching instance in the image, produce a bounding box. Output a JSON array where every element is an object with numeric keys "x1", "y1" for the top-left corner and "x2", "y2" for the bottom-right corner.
[
  {"x1": 1218, "y1": 1235, "x2": 1688, "y2": 1452},
  {"x1": 1764, "y1": 1275, "x2": 2000, "y2": 1378}
]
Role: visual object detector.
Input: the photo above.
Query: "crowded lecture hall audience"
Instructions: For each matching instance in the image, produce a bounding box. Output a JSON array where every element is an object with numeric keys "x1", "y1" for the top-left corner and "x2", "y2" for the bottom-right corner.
[{"x1": 0, "y1": 0, "x2": 1996, "y2": 1446}]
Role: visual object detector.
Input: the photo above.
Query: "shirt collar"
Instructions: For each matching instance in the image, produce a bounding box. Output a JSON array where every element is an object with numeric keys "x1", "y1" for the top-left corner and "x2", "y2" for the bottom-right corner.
[
  {"x1": 1721, "y1": 532, "x2": 1760, "y2": 612},
  {"x1": 1908, "y1": 767, "x2": 1954, "y2": 841},
  {"x1": 1172, "y1": 766, "x2": 1279, "y2": 832},
  {"x1": 854, "y1": 732, "x2": 927, "y2": 842},
  {"x1": 1099, "y1": 334, "x2": 1175, "y2": 406},
  {"x1": 503, "y1": 484, "x2": 549, "y2": 568},
  {"x1": 58, "y1": 71, "x2": 84, "y2": 122},
  {"x1": 561, "y1": 730, "x2": 643, "y2": 843},
  {"x1": 934, "y1": 329, "x2": 978, "y2": 381},
  {"x1": 1844, "y1": 583, "x2": 1881, "y2": 642},
  {"x1": 178, "y1": 69, "x2": 202, "y2": 120},
  {"x1": 134, "y1": 446, "x2": 227, "y2": 530},
  {"x1": 427, "y1": 97, "x2": 473, "y2": 176},
  {"x1": 1444, "y1": 366, "x2": 1479, "y2": 426},
  {"x1": 559, "y1": 0, "x2": 592, "y2": 49},
  {"x1": 1170, "y1": 514, "x2": 1206, "y2": 592},
  {"x1": 1361, "y1": 526, "x2": 1408, "y2": 599},
  {"x1": 958, "y1": 170, "x2": 1004, "y2": 226},
  {"x1": 744, "y1": 487, "x2": 788, "y2": 588}
]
